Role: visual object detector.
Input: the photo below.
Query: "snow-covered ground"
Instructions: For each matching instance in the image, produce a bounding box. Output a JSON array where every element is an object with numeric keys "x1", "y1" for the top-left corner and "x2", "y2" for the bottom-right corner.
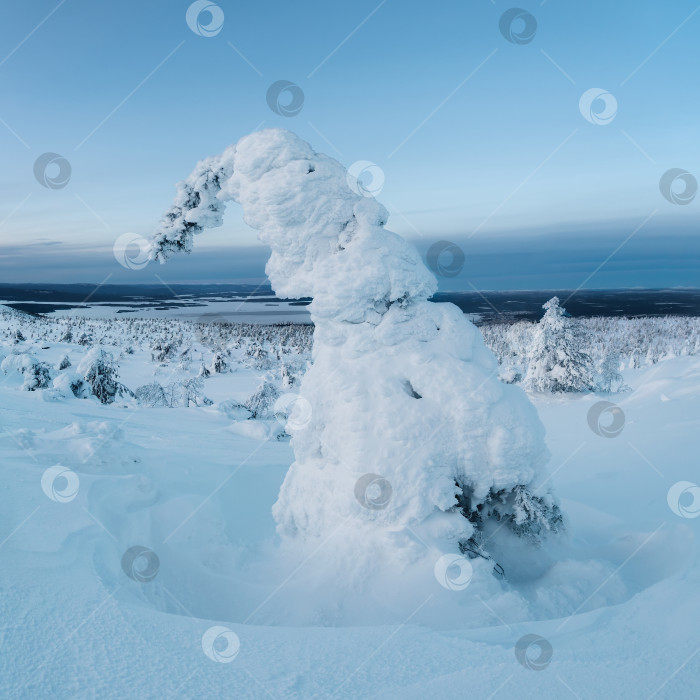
[{"x1": 1, "y1": 311, "x2": 699, "y2": 699}]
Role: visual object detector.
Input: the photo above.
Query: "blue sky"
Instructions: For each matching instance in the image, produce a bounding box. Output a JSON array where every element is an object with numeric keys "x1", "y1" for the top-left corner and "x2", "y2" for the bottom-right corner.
[{"x1": 0, "y1": 0, "x2": 698, "y2": 289}]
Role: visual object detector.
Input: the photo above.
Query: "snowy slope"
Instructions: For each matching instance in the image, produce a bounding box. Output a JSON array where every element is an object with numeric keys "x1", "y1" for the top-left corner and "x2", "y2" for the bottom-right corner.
[{"x1": 1, "y1": 313, "x2": 699, "y2": 698}]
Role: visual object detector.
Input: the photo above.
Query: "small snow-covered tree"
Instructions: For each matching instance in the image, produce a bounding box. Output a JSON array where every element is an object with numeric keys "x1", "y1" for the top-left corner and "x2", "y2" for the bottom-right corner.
[
  {"x1": 523, "y1": 297, "x2": 595, "y2": 393},
  {"x1": 22, "y1": 360, "x2": 51, "y2": 391},
  {"x1": 2, "y1": 353, "x2": 50, "y2": 391},
  {"x1": 135, "y1": 382, "x2": 168, "y2": 407},
  {"x1": 79, "y1": 348, "x2": 125, "y2": 404},
  {"x1": 280, "y1": 363, "x2": 298, "y2": 388},
  {"x1": 210, "y1": 349, "x2": 229, "y2": 374},
  {"x1": 596, "y1": 352, "x2": 627, "y2": 393},
  {"x1": 178, "y1": 346, "x2": 192, "y2": 369},
  {"x1": 198, "y1": 361, "x2": 211, "y2": 378},
  {"x1": 53, "y1": 371, "x2": 88, "y2": 398},
  {"x1": 147, "y1": 378, "x2": 213, "y2": 408},
  {"x1": 218, "y1": 399, "x2": 253, "y2": 420},
  {"x1": 181, "y1": 377, "x2": 213, "y2": 407},
  {"x1": 56, "y1": 353, "x2": 71, "y2": 370},
  {"x1": 1, "y1": 352, "x2": 29, "y2": 377},
  {"x1": 245, "y1": 380, "x2": 281, "y2": 419},
  {"x1": 151, "y1": 338, "x2": 180, "y2": 363}
]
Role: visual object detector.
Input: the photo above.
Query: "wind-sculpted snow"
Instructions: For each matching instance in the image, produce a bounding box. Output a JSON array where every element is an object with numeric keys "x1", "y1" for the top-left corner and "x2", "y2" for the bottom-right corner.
[{"x1": 151, "y1": 129, "x2": 560, "y2": 579}]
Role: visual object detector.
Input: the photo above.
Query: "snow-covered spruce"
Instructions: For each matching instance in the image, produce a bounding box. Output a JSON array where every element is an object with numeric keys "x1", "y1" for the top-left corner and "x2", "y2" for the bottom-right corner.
[
  {"x1": 244, "y1": 380, "x2": 281, "y2": 419},
  {"x1": 78, "y1": 347, "x2": 130, "y2": 405},
  {"x1": 523, "y1": 297, "x2": 596, "y2": 393},
  {"x1": 22, "y1": 359, "x2": 51, "y2": 391},
  {"x1": 480, "y1": 312, "x2": 699, "y2": 381},
  {"x1": 56, "y1": 353, "x2": 71, "y2": 370},
  {"x1": 487, "y1": 296, "x2": 626, "y2": 394},
  {"x1": 596, "y1": 350, "x2": 628, "y2": 394},
  {"x1": 149, "y1": 129, "x2": 563, "y2": 575},
  {"x1": 52, "y1": 371, "x2": 88, "y2": 398},
  {"x1": 1, "y1": 353, "x2": 52, "y2": 391},
  {"x1": 209, "y1": 349, "x2": 229, "y2": 374}
]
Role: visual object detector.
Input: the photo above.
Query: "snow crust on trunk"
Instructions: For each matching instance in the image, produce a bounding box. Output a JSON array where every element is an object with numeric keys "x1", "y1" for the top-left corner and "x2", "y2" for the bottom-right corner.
[{"x1": 151, "y1": 129, "x2": 553, "y2": 574}]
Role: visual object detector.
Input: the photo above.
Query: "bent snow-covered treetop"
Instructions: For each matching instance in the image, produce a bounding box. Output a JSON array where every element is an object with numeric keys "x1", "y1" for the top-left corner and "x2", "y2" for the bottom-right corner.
[{"x1": 150, "y1": 128, "x2": 436, "y2": 324}]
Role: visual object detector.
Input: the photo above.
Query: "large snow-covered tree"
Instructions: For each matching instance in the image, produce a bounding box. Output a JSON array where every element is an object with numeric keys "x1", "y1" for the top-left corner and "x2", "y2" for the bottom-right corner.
[
  {"x1": 149, "y1": 129, "x2": 562, "y2": 577},
  {"x1": 523, "y1": 297, "x2": 596, "y2": 393}
]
